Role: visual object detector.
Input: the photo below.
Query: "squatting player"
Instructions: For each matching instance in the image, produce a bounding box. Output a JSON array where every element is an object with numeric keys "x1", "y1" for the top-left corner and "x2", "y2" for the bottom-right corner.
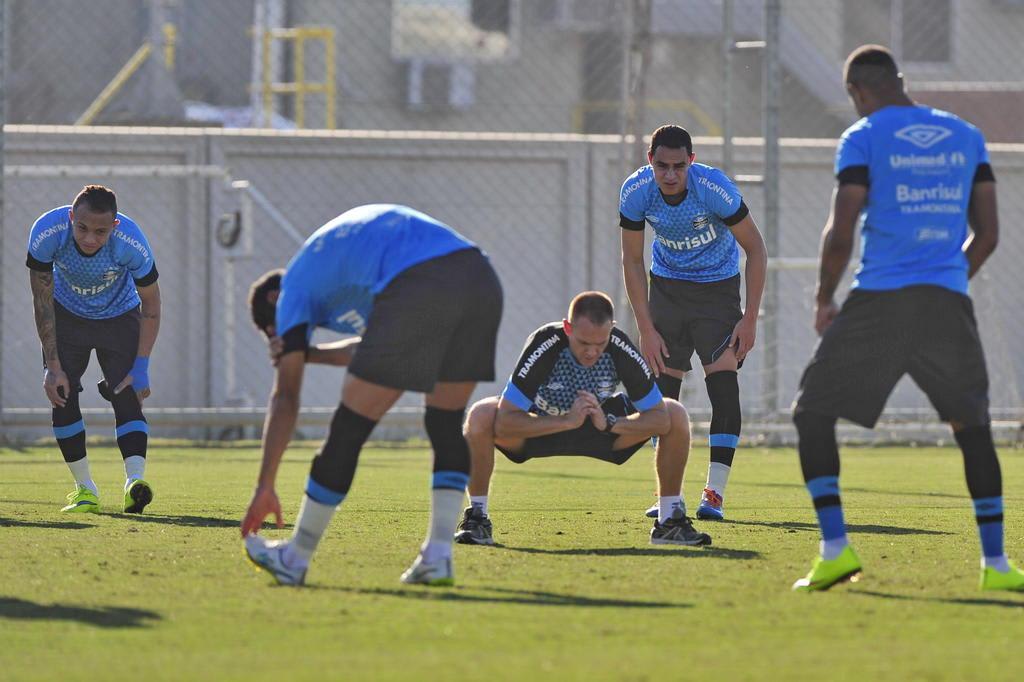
[
  {"x1": 620, "y1": 125, "x2": 767, "y2": 520},
  {"x1": 241, "y1": 204, "x2": 503, "y2": 587},
  {"x1": 456, "y1": 291, "x2": 711, "y2": 548},
  {"x1": 791, "y1": 45, "x2": 1024, "y2": 592},
  {"x1": 27, "y1": 185, "x2": 161, "y2": 514}
]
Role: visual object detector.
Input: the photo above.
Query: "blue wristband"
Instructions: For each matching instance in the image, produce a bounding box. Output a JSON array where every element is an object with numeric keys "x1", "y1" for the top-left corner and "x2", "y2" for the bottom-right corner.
[{"x1": 130, "y1": 356, "x2": 150, "y2": 392}]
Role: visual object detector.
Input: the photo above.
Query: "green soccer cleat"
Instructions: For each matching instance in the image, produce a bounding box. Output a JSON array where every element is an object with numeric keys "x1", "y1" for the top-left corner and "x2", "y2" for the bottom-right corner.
[
  {"x1": 980, "y1": 560, "x2": 1024, "y2": 592},
  {"x1": 61, "y1": 485, "x2": 100, "y2": 513},
  {"x1": 123, "y1": 479, "x2": 154, "y2": 514},
  {"x1": 792, "y1": 546, "x2": 862, "y2": 592}
]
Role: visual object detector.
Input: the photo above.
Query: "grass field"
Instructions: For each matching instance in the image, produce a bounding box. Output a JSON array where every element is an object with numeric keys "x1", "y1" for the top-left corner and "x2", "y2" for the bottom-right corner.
[{"x1": 2, "y1": 442, "x2": 1023, "y2": 681}]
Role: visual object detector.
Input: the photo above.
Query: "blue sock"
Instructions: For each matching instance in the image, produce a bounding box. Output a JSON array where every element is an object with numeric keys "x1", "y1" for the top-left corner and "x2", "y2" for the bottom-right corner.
[
  {"x1": 807, "y1": 475, "x2": 848, "y2": 557},
  {"x1": 973, "y1": 496, "x2": 1004, "y2": 560}
]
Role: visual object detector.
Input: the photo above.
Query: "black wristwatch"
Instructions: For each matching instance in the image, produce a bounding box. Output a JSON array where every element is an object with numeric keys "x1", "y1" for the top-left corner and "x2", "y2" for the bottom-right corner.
[{"x1": 603, "y1": 413, "x2": 617, "y2": 433}]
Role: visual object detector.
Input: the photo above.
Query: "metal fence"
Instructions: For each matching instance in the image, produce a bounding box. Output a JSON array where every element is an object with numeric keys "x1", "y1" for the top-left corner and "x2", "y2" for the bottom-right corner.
[{"x1": 2, "y1": 0, "x2": 1024, "y2": 443}]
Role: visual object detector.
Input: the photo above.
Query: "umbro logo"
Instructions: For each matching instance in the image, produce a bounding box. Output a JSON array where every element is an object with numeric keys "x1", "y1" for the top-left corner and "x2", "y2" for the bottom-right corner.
[{"x1": 894, "y1": 124, "x2": 952, "y2": 150}]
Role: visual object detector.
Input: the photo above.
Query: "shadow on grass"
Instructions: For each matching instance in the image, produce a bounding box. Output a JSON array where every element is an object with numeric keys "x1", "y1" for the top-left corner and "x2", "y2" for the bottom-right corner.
[
  {"x1": 497, "y1": 469, "x2": 645, "y2": 482},
  {"x1": 106, "y1": 513, "x2": 290, "y2": 531},
  {"x1": 851, "y1": 589, "x2": 1024, "y2": 609},
  {"x1": 316, "y1": 585, "x2": 688, "y2": 609},
  {"x1": 499, "y1": 545, "x2": 760, "y2": 560},
  {"x1": 0, "y1": 517, "x2": 95, "y2": 530},
  {"x1": 0, "y1": 597, "x2": 162, "y2": 628},
  {"x1": 745, "y1": 481, "x2": 965, "y2": 500},
  {"x1": 722, "y1": 519, "x2": 950, "y2": 536}
]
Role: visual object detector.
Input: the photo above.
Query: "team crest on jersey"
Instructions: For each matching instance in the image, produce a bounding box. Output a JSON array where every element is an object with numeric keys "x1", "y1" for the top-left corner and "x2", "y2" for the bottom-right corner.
[
  {"x1": 595, "y1": 377, "x2": 615, "y2": 400},
  {"x1": 894, "y1": 124, "x2": 952, "y2": 150},
  {"x1": 692, "y1": 214, "x2": 712, "y2": 230}
]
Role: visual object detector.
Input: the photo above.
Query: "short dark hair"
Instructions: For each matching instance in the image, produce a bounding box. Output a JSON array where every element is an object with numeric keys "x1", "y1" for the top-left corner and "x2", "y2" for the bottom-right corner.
[
  {"x1": 72, "y1": 184, "x2": 117, "y2": 215},
  {"x1": 649, "y1": 124, "x2": 693, "y2": 156},
  {"x1": 568, "y1": 291, "x2": 614, "y2": 326},
  {"x1": 844, "y1": 44, "x2": 901, "y2": 91},
  {"x1": 249, "y1": 269, "x2": 284, "y2": 337}
]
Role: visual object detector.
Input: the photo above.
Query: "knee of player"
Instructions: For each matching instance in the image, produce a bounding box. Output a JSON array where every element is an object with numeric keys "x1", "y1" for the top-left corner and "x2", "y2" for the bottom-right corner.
[
  {"x1": 463, "y1": 397, "x2": 499, "y2": 438},
  {"x1": 661, "y1": 398, "x2": 689, "y2": 436}
]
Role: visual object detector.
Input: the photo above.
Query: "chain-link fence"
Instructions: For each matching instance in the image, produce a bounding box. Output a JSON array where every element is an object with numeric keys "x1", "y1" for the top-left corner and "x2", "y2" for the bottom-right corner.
[{"x1": 2, "y1": 0, "x2": 1024, "y2": 443}]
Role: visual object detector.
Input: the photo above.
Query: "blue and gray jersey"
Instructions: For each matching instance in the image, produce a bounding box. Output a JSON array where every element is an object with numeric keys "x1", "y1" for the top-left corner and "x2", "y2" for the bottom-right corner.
[
  {"x1": 619, "y1": 163, "x2": 748, "y2": 282},
  {"x1": 501, "y1": 323, "x2": 662, "y2": 416},
  {"x1": 26, "y1": 205, "x2": 158, "y2": 319},
  {"x1": 275, "y1": 204, "x2": 477, "y2": 343},
  {"x1": 835, "y1": 105, "x2": 993, "y2": 294}
]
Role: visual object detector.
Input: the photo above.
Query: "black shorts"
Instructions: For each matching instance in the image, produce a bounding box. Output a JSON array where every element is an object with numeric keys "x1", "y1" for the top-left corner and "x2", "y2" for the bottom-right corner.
[
  {"x1": 349, "y1": 248, "x2": 503, "y2": 393},
  {"x1": 793, "y1": 286, "x2": 990, "y2": 428},
  {"x1": 495, "y1": 394, "x2": 646, "y2": 466},
  {"x1": 50, "y1": 302, "x2": 141, "y2": 391},
  {"x1": 649, "y1": 273, "x2": 743, "y2": 372}
]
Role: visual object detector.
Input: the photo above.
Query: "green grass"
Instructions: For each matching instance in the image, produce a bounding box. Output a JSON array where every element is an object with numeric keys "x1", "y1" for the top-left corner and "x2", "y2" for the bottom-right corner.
[{"x1": 2, "y1": 443, "x2": 1023, "y2": 681}]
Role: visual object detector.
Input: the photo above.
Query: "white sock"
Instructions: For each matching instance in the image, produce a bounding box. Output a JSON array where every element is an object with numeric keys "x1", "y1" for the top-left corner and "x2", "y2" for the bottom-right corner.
[
  {"x1": 658, "y1": 495, "x2": 684, "y2": 523},
  {"x1": 123, "y1": 455, "x2": 146, "y2": 487},
  {"x1": 983, "y1": 555, "x2": 1010, "y2": 573},
  {"x1": 67, "y1": 458, "x2": 98, "y2": 496},
  {"x1": 287, "y1": 495, "x2": 337, "y2": 565},
  {"x1": 470, "y1": 495, "x2": 489, "y2": 517},
  {"x1": 820, "y1": 536, "x2": 849, "y2": 561},
  {"x1": 705, "y1": 462, "x2": 731, "y2": 496},
  {"x1": 421, "y1": 488, "x2": 464, "y2": 563}
]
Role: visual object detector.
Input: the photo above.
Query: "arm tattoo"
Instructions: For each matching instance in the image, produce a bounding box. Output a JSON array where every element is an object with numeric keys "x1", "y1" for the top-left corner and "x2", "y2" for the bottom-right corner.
[{"x1": 29, "y1": 270, "x2": 59, "y2": 364}]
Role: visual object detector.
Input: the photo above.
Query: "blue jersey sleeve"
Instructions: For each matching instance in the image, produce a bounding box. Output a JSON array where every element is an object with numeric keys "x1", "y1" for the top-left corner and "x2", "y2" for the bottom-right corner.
[
  {"x1": 973, "y1": 126, "x2": 990, "y2": 165},
  {"x1": 696, "y1": 167, "x2": 744, "y2": 221},
  {"x1": 113, "y1": 219, "x2": 156, "y2": 282},
  {"x1": 835, "y1": 122, "x2": 870, "y2": 176},
  {"x1": 619, "y1": 168, "x2": 652, "y2": 223},
  {"x1": 27, "y1": 208, "x2": 65, "y2": 265},
  {"x1": 275, "y1": 284, "x2": 316, "y2": 343}
]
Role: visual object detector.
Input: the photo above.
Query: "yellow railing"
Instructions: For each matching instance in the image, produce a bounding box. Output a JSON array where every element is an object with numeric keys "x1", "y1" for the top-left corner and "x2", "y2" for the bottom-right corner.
[
  {"x1": 571, "y1": 98, "x2": 722, "y2": 136},
  {"x1": 261, "y1": 27, "x2": 336, "y2": 129},
  {"x1": 76, "y1": 23, "x2": 177, "y2": 126}
]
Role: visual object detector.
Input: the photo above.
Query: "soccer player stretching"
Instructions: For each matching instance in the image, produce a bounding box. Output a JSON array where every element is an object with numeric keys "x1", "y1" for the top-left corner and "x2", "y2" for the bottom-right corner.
[
  {"x1": 457, "y1": 291, "x2": 711, "y2": 547},
  {"x1": 792, "y1": 45, "x2": 1024, "y2": 592},
  {"x1": 27, "y1": 185, "x2": 161, "y2": 514},
  {"x1": 241, "y1": 204, "x2": 503, "y2": 587},
  {"x1": 620, "y1": 125, "x2": 767, "y2": 520}
]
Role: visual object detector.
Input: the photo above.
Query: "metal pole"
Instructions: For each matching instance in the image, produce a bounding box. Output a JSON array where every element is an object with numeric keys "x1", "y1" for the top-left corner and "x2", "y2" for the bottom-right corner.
[
  {"x1": 0, "y1": 0, "x2": 6, "y2": 421},
  {"x1": 618, "y1": 0, "x2": 634, "y2": 177},
  {"x1": 763, "y1": 0, "x2": 781, "y2": 417},
  {"x1": 615, "y1": 0, "x2": 636, "y2": 336},
  {"x1": 629, "y1": 0, "x2": 652, "y2": 170},
  {"x1": 722, "y1": 0, "x2": 734, "y2": 176}
]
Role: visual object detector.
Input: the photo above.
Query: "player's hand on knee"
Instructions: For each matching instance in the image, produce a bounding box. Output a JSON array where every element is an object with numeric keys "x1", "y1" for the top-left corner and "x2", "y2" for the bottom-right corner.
[
  {"x1": 43, "y1": 367, "x2": 70, "y2": 408},
  {"x1": 639, "y1": 328, "x2": 669, "y2": 376},
  {"x1": 241, "y1": 485, "x2": 284, "y2": 537},
  {"x1": 115, "y1": 356, "x2": 151, "y2": 402},
  {"x1": 730, "y1": 316, "x2": 757, "y2": 361}
]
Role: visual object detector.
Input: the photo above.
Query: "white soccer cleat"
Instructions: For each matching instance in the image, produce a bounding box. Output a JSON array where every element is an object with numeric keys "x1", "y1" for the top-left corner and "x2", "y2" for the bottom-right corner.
[
  {"x1": 244, "y1": 535, "x2": 308, "y2": 586},
  {"x1": 400, "y1": 554, "x2": 454, "y2": 586}
]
